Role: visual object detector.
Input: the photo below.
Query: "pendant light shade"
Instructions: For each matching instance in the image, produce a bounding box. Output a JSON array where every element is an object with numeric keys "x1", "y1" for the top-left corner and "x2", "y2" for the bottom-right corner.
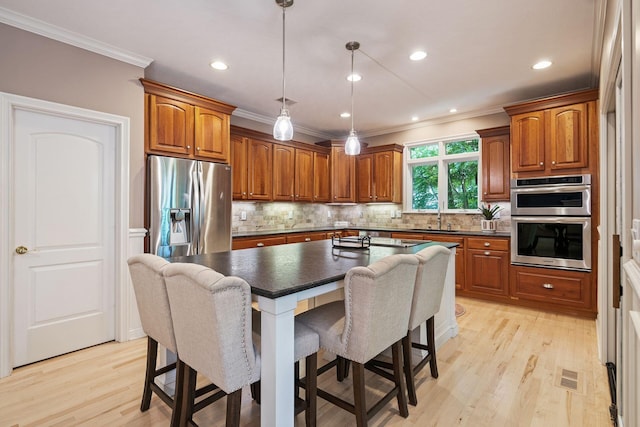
[
  {"x1": 345, "y1": 41, "x2": 361, "y2": 155},
  {"x1": 273, "y1": 0, "x2": 294, "y2": 141}
]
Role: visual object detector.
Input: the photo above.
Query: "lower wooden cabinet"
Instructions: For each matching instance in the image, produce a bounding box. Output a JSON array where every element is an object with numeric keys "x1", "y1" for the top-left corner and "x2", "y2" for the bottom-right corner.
[
  {"x1": 510, "y1": 264, "x2": 593, "y2": 316},
  {"x1": 286, "y1": 232, "x2": 327, "y2": 243},
  {"x1": 232, "y1": 236, "x2": 286, "y2": 249},
  {"x1": 465, "y1": 237, "x2": 510, "y2": 298}
]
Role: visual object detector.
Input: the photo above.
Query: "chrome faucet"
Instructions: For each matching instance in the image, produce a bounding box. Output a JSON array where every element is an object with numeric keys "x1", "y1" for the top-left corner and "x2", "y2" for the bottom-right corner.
[{"x1": 436, "y1": 202, "x2": 442, "y2": 230}]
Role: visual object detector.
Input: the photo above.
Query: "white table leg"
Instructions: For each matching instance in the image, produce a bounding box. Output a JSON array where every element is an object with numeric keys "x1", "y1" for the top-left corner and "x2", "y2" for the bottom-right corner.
[{"x1": 257, "y1": 294, "x2": 298, "y2": 427}]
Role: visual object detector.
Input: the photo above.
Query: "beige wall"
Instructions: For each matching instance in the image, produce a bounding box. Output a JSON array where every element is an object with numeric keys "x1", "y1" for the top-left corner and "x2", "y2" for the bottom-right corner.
[
  {"x1": 0, "y1": 23, "x2": 146, "y2": 227},
  {"x1": 361, "y1": 111, "x2": 510, "y2": 146}
]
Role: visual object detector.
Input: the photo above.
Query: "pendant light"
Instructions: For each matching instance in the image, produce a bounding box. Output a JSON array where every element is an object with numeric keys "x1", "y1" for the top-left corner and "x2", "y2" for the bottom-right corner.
[
  {"x1": 273, "y1": 0, "x2": 294, "y2": 141},
  {"x1": 344, "y1": 41, "x2": 361, "y2": 155}
]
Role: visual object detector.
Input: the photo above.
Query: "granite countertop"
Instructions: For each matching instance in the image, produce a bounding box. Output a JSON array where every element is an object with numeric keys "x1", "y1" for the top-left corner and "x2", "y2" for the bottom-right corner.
[
  {"x1": 169, "y1": 239, "x2": 457, "y2": 298},
  {"x1": 233, "y1": 225, "x2": 510, "y2": 239}
]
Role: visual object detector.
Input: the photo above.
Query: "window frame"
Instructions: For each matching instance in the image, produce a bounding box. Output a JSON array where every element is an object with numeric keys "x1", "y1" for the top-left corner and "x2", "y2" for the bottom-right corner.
[{"x1": 403, "y1": 133, "x2": 481, "y2": 214}]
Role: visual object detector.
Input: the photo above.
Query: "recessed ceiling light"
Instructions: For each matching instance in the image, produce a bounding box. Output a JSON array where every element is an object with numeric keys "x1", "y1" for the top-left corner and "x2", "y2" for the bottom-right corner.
[
  {"x1": 210, "y1": 61, "x2": 228, "y2": 70},
  {"x1": 449, "y1": 108, "x2": 457, "y2": 113},
  {"x1": 411, "y1": 116, "x2": 419, "y2": 121},
  {"x1": 410, "y1": 51, "x2": 427, "y2": 61},
  {"x1": 532, "y1": 60, "x2": 552, "y2": 70},
  {"x1": 347, "y1": 73, "x2": 362, "y2": 82},
  {"x1": 340, "y1": 112, "x2": 351, "y2": 118}
]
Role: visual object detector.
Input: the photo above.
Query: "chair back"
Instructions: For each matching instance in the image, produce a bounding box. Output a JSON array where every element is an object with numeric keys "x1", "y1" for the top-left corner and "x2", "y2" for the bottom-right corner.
[
  {"x1": 163, "y1": 263, "x2": 260, "y2": 394},
  {"x1": 341, "y1": 254, "x2": 418, "y2": 364},
  {"x1": 127, "y1": 254, "x2": 176, "y2": 353},
  {"x1": 408, "y1": 245, "x2": 451, "y2": 331}
]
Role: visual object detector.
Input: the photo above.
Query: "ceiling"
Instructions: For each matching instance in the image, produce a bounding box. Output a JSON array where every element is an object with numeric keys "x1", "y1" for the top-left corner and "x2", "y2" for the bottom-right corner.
[{"x1": 0, "y1": 0, "x2": 602, "y2": 140}]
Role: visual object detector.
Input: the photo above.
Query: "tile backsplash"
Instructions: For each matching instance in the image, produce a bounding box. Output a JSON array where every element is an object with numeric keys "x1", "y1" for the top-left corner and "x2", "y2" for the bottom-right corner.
[{"x1": 232, "y1": 201, "x2": 511, "y2": 233}]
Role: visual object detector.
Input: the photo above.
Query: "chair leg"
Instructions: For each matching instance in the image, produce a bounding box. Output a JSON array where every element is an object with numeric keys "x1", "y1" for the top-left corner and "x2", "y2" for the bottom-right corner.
[
  {"x1": 225, "y1": 389, "x2": 243, "y2": 427},
  {"x1": 402, "y1": 332, "x2": 418, "y2": 406},
  {"x1": 427, "y1": 317, "x2": 439, "y2": 378},
  {"x1": 305, "y1": 353, "x2": 318, "y2": 427},
  {"x1": 178, "y1": 362, "x2": 197, "y2": 427},
  {"x1": 170, "y1": 358, "x2": 186, "y2": 427},
  {"x1": 141, "y1": 336, "x2": 158, "y2": 411},
  {"x1": 391, "y1": 341, "x2": 409, "y2": 418},
  {"x1": 352, "y1": 362, "x2": 367, "y2": 427},
  {"x1": 295, "y1": 361, "x2": 300, "y2": 399},
  {"x1": 250, "y1": 381, "x2": 261, "y2": 404},
  {"x1": 337, "y1": 356, "x2": 346, "y2": 382}
]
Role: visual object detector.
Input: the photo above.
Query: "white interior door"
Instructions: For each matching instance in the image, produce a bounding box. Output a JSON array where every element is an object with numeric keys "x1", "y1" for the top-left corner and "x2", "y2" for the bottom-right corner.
[{"x1": 12, "y1": 108, "x2": 116, "y2": 367}]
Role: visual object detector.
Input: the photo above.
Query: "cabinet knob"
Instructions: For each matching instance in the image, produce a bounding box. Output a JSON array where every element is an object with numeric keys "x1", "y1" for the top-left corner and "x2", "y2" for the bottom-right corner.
[
  {"x1": 542, "y1": 283, "x2": 554, "y2": 289},
  {"x1": 484, "y1": 251, "x2": 491, "y2": 256},
  {"x1": 242, "y1": 192, "x2": 246, "y2": 195},
  {"x1": 484, "y1": 242, "x2": 490, "y2": 247},
  {"x1": 484, "y1": 192, "x2": 487, "y2": 195},
  {"x1": 196, "y1": 147, "x2": 200, "y2": 151},
  {"x1": 551, "y1": 160, "x2": 556, "y2": 165},
  {"x1": 304, "y1": 237, "x2": 311, "y2": 242},
  {"x1": 256, "y1": 242, "x2": 264, "y2": 247},
  {"x1": 249, "y1": 192, "x2": 253, "y2": 196},
  {"x1": 369, "y1": 196, "x2": 373, "y2": 199},
  {"x1": 539, "y1": 162, "x2": 544, "y2": 166},
  {"x1": 186, "y1": 145, "x2": 191, "y2": 149}
]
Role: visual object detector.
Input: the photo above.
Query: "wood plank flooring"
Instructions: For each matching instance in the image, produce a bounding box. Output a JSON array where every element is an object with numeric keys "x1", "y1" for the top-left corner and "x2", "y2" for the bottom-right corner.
[{"x1": 0, "y1": 297, "x2": 612, "y2": 426}]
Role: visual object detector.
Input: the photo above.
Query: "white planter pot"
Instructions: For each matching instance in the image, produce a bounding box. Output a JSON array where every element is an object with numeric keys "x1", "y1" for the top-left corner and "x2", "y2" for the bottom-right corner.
[{"x1": 481, "y1": 219, "x2": 497, "y2": 233}]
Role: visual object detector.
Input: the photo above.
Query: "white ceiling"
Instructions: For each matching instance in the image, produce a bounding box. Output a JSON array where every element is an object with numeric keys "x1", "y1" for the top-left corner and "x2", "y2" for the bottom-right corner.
[{"x1": 0, "y1": 0, "x2": 601, "y2": 140}]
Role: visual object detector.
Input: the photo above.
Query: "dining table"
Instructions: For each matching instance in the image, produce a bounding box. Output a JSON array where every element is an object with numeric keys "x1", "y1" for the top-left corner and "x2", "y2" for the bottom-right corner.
[{"x1": 169, "y1": 237, "x2": 459, "y2": 427}]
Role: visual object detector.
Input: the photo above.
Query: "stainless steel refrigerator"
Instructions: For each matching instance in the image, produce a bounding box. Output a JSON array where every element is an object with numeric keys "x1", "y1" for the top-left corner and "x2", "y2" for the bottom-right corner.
[{"x1": 148, "y1": 155, "x2": 232, "y2": 257}]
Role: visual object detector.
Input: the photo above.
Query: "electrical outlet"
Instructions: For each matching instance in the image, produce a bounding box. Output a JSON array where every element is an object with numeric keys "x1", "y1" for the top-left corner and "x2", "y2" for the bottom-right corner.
[
  {"x1": 240, "y1": 211, "x2": 247, "y2": 221},
  {"x1": 396, "y1": 210, "x2": 402, "y2": 218},
  {"x1": 390, "y1": 211, "x2": 395, "y2": 218},
  {"x1": 288, "y1": 210, "x2": 294, "y2": 220},
  {"x1": 327, "y1": 210, "x2": 331, "y2": 218}
]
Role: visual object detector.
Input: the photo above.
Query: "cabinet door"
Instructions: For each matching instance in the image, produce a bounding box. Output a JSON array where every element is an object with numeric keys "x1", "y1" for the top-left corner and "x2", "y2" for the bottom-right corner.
[
  {"x1": 481, "y1": 133, "x2": 510, "y2": 201},
  {"x1": 148, "y1": 95, "x2": 194, "y2": 155},
  {"x1": 511, "y1": 111, "x2": 545, "y2": 173},
  {"x1": 356, "y1": 154, "x2": 374, "y2": 202},
  {"x1": 247, "y1": 138, "x2": 272, "y2": 201},
  {"x1": 231, "y1": 135, "x2": 248, "y2": 200},
  {"x1": 313, "y1": 152, "x2": 330, "y2": 202},
  {"x1": 194, "y1": 106, "x2": 230, "y2": 162},
  {"x1": 331, "y1": 147, "x2": 356, "y2": 202},
  {"x1": 372, "y1": 151, "x2": 395, "y2": 202},
  {"x1": 466, "y1": 249, "x2": 510, "y2": 296},
  {"x1": 548, "y1": 103, "x2": 588, "y2": 170},
  {"x1": 273, "y1": 144, "x2": 295, "y2": 201},
  {"x1": 294, "y1": 148, "x2": 314, "y2": 202}
]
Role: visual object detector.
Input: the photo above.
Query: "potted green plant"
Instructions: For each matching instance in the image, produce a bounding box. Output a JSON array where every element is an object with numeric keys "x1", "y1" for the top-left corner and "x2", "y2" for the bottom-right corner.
[{"x1": 479, "y1": 203, "x2": 501, "y2": 233}]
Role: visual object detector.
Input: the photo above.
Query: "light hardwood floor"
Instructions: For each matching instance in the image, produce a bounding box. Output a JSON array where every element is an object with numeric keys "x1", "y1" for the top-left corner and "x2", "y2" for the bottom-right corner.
[{"x1": 0, "y1": 297, "x2": 612, "y2": 426}]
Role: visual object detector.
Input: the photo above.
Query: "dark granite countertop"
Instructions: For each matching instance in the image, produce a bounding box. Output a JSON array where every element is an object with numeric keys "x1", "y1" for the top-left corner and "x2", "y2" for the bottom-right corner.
[
  {"x1": 169, "y1": 239, "x2": 458, "y2": 299},
  {"x1": 233, "y1": 226, "x2": 510, "y2": 239}
]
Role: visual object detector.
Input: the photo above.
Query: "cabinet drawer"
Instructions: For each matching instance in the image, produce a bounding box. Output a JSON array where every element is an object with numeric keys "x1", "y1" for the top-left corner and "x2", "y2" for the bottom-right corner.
[
  {"x1": 467, "y1": 237, "x2": 509, "y2": 251},
  {"x1": 511, "y1": 267, "x2": 590, "y2": 307},
  {"x1": 232, "y1": 236, "x2": 286, "y2": 249},
  {"x1": 286, "y1": 232, "x2": 326, "y2": 243},
  {"x1": 390, "y1": 232, "x2": 425, "y2": 240}
]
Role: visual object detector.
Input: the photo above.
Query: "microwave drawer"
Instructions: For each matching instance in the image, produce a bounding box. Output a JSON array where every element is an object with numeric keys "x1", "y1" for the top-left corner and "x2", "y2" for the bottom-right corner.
[
  {"x1": 510, "y1": 266, "x2": 591, "y2": 307},
  {"x1": 467, "y1": 237, "x2": 509, "y2": 251}
]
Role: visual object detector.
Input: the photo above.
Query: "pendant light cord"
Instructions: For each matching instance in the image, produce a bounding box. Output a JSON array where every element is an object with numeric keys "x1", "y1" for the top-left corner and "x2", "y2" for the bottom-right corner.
[
  {"x1": 350, "y1": 48, "x2": 355, "y2": 131},
  {"x1": 281, "y1": 4, "x2": 286, "y2": 111}
]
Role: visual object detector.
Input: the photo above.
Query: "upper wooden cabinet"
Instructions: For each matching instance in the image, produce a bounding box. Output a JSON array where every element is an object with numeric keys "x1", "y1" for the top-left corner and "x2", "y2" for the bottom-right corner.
[
  {"x1": 356, "y1": 145, "x2": 403, "y2": 203},
  {"x1": 141, "y1": 79, "x2": 235, "y2": 163},
  {"x1": 316, "y1": 141, "x2": 357, "y2": 203},
  {"x1": 294, "y1": 148, "x2": 314, "y2": 202},
  {"x1": 504, "y1": 89, "x2": 598, "y2": 177},
  {"x1": 231, "y1": 131, "x2": 273, "y2": 201},
  {"x1": 273, "y1": 145, "x2": 316, "y2": 202},
  {"x1": 313, "y1": 151, "x2": 331, "y2": 202},
  {"x1": 477, "y1": 126, "x2": 510, "y2": 201}
]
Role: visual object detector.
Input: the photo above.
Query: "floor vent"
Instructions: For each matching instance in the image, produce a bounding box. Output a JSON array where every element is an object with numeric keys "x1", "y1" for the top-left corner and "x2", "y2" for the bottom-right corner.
[{"x1": 555, "y1": 367, "x2": 584, "y2": 393}]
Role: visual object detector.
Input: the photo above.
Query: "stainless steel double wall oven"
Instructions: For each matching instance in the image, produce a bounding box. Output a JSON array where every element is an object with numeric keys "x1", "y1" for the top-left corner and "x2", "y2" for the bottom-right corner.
[{"x1": 510, "y1": 174, "x2": 592, "y2": 271}]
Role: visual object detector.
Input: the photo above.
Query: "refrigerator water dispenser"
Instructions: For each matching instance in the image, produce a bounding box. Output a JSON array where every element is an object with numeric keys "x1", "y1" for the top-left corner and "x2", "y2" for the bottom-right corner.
[{"x1": 169, "y1": 209, "x2": 190, "y2": 245}]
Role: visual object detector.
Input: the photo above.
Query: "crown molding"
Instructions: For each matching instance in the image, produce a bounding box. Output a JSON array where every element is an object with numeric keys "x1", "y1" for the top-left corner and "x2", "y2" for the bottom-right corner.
[{"x1": 0, "y1": 7, "x2": 153, "y2": 68}]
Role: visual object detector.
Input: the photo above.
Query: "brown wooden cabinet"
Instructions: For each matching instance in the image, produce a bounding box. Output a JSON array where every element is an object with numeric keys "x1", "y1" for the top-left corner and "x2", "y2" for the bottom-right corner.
[
  {"x1": 313, "y1": 151, "x2": 330, "y2": 202},
  {"x1": 273, "y1": 144, "x2": 295, "y2": 201},
  {"x1": 505, "y1": 89, "x2": 598, "y2": 177},
  {"x1": 231, "y1": 131, "x2": 273, "y2": 201},
  {"x1": 477, "y1": 126, "x2": 510, "y2": 201},
  {"x1": 141, "y1": 79, "x2": 235, "y2": 163},
  {"x1": 232, "y1": 235, "x2": 287, "y2": 249},
  {"x1": 356, "y1": 145, "x2": 403, "y2": 203},
  {"x1": 510, "y1": 264, "x2": 593, "y2": 316},
  {"x1": 316, "y1": 142, "x2": 356, "y2": 203},
  {"x1": 464, "y1": 237, "x2": 510, "y2": 298},
  {"x1": 285, "y1": 231, "x2": 327, "y2": 243}
]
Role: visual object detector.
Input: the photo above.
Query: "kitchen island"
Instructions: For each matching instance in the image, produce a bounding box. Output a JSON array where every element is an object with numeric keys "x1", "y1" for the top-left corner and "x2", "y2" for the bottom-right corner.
[{"x1": 169, "y1": 238, "x2": 459, "y2": 427}]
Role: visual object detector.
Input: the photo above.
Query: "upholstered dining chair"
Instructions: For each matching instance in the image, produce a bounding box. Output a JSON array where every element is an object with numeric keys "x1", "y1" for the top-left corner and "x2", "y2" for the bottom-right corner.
[
  {"x1": 296, "y1": 254, "x2": 419, "y2": 427},
  {"x1": 163, "y1": 262, "x2": 319, "y2": 427},
  {"x1": 127, "y1": 254, "x2": 217, "y2": 426},
  {"x1": 403, "y1": 245, "x2": 451, "y2": 405}
]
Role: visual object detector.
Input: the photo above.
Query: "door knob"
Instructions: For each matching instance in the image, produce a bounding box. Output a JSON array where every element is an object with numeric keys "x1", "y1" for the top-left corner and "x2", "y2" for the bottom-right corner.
[{"x1": 15, "y1": 246, "x2": 29, "y2": 255}]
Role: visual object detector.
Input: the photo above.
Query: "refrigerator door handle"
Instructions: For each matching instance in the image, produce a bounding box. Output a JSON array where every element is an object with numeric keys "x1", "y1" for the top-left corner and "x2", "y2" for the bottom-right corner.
[{"x1": 192, "y1": 162, "x2": 202, "y2": 254}]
